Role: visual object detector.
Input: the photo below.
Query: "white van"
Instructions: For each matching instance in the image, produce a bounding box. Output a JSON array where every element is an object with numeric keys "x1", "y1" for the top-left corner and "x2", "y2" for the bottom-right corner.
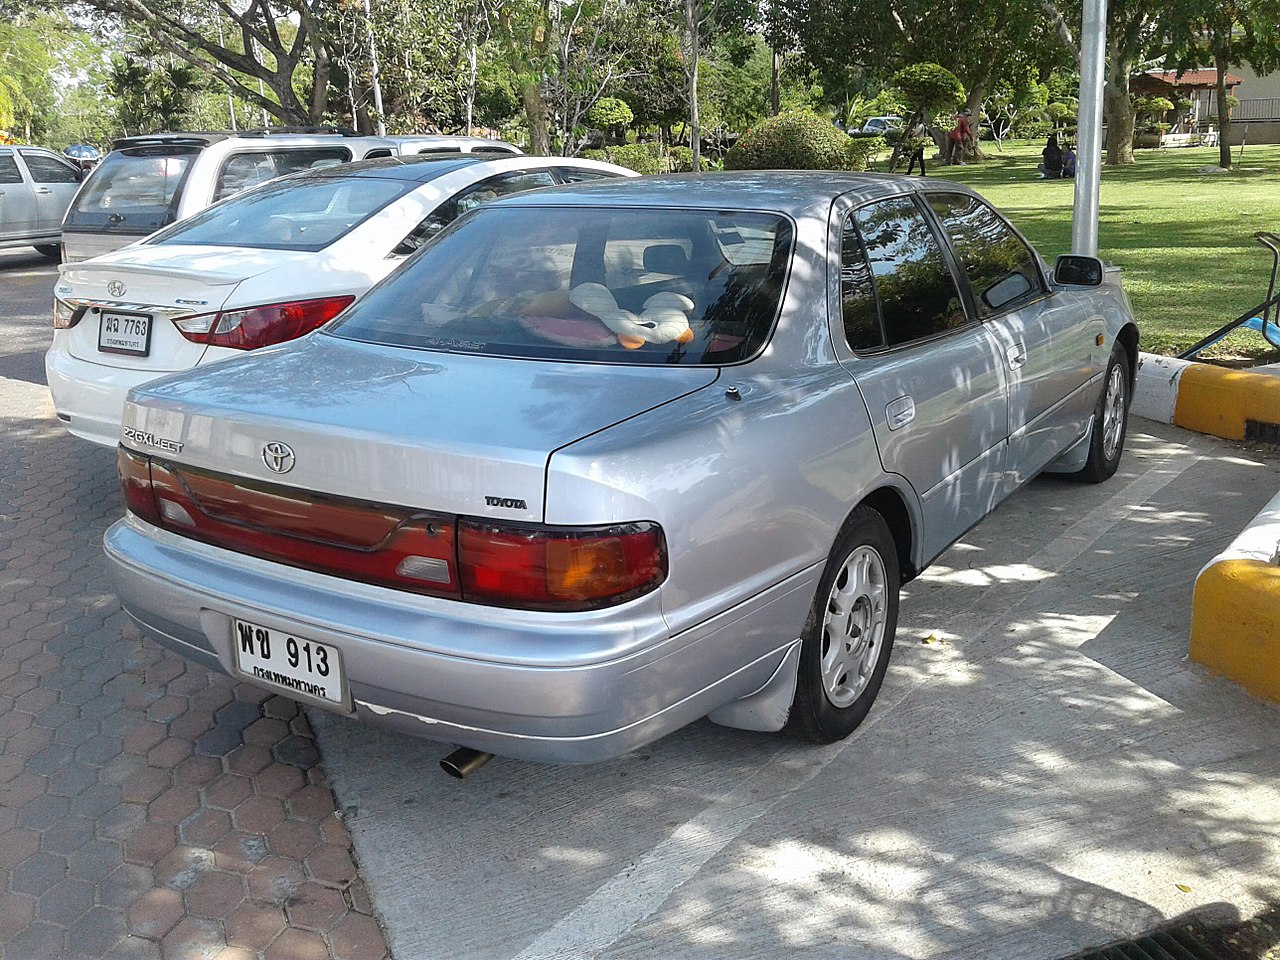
[{"x1": 60, "y1": 130, "x2": 397, "y2": 263}]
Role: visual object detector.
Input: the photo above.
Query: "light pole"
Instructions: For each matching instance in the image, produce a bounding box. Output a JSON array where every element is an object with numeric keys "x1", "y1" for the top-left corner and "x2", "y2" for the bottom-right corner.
[{"x1": 1072, "y1": 0, "x2": 1108, "y2": 257}]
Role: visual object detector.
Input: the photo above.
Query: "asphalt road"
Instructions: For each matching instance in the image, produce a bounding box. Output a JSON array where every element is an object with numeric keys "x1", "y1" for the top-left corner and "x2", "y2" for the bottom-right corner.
[{"x1": 4, "y1": 246, "x2": 1279, "y2": 960}]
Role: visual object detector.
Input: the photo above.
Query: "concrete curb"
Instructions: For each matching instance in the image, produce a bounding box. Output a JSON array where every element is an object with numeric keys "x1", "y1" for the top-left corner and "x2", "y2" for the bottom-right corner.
[
  {"x1": 1190, "y1": 488, "x2": 1280, "y2": 703},
  {"x1": 1132, "y1": 352, "x2": 1280, "y2": 701},
  {"x1": 1132, "y1": 351, "x2": 1280, "y2": 441}
]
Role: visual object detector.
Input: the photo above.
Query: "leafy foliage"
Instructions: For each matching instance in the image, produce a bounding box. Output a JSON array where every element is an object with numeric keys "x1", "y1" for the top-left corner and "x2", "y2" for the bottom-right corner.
[
  {"x1": 891, "y1": 63, "x2": 964, "y2": 116},
  {"x1": 589, "y1": 96, "x2": 634, "y2": 130},
  {"x1": 723, "y1": 109, "x2": 881, "y2": 170},
  {"x1": 582, "y1": 142, "x2": 691, "y2": 173}
]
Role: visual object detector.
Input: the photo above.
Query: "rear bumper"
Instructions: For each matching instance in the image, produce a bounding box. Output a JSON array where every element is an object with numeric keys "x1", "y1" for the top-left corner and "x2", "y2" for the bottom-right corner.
[
  {"x1": 45, "y1": 345, "x2": 160, "y2": 447},
  {"x1": 104, "y1": 516, "x2": 802, "y2": 763}
]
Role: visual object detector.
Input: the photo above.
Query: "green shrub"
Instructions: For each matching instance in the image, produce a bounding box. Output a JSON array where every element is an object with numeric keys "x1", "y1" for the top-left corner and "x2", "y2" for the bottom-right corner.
[
  {"x1": 667, "y1": 146, "x2": 694, "y2": 172},
  {"x1": 724, "y1": 110, "x2": 881, "y2": 171},
  {"x1": 582, "y1": 143, "x2": 665, "y2": 174},
  {"x1": 582, "y1": 142, "x2": 693, "y2": 174},
  {"x1": 588, "y1": 97, "x2": 634, "y2": 131},
  {"x1": 891, "y1": 63, "x2": 964, "y2": 116},
  {"x1": 1015, "y1": 118, "x2": 1053, "y2": 140}
]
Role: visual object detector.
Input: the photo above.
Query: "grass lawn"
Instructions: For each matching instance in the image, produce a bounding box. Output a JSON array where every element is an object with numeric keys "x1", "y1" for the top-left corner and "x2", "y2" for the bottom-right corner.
[{"x1": 917, "y1": 140, "x2": 1280, "y2": 359}]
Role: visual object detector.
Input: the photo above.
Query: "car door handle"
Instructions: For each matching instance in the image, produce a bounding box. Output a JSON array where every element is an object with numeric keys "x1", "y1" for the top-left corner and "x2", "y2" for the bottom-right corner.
[
  {"x1": 1006, "y1": 343, "x2": 1027, "y2": 369},
  {"x1": 36, "y1": 187, "x2": 52, "y2": 194},
  {"x1": 886, "y1": 395, "x2": 915, "y2": 431}
]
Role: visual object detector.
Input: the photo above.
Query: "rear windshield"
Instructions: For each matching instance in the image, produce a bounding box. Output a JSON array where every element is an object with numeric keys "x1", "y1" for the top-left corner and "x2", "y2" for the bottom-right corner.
[
  {"x1": 64, "y1": 147, "x2": 197, "y2": 234},
  {"x1": 147, "y1": 176, "x2": 416, "y2": 252},
  {"x1": 329, "y1": 205, "x2": 793, "y2": 365}
]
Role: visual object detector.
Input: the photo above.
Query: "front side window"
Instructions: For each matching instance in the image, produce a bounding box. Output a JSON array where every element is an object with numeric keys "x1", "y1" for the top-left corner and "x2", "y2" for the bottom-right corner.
[
  {"x1": 333, "y1": 205, "x2": 793, "y2": 366},
  {"x1": 63, "y1": 147, "x2": 198, "y2": 232},
  {"x1": 854, "y1": 196, "x2": 967, "y2": 347},
  {"x1": 393, "y1": 169, "x2": 557, "y2": 255},
  {"x1": 927, "y1": 193, "x2": 1044, "y2": 317},
  {"x1": 149, "y1": 176, "x2": 415, "y2": 251},
  {"x1": 21, "y1": 151, "x2": 79, "y2": 183}
]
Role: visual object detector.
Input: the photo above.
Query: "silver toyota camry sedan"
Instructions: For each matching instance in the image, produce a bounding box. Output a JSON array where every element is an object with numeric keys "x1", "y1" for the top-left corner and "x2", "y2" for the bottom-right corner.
[{"x1": 106, "y1": 173, "x2": 1139, "y2": 765}]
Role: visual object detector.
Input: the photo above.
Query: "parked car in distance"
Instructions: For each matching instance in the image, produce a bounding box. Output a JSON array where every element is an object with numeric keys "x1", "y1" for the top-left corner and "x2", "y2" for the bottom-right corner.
[
  {"x1": 860, "y1": 115, "x2": 903, "y2": 135},
  {"x1": 106, "y1": 173, "x2": 1138, "y2": 767},
  {"x1": 0, "y1": 145, "x2": 84, "y2": 259},
  {"x1": 47, "y1": 153, "x2": 633, "y2": 447},
  {"x1": 60, "y1": 130, "x2": 399, "y2": 263}
]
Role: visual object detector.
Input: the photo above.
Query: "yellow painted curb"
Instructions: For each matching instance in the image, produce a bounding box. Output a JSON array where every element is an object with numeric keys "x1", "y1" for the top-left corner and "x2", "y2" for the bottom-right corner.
[
  {"x1": 1190, "y1": 558, "x2": 1280, "y2": 703},
  {"x1": 1173, "y1": 364, "x2": 1280, "y2": 441}
]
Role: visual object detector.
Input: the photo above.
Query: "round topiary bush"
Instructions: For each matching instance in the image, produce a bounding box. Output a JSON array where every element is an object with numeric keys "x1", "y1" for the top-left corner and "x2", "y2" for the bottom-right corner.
[
  {"x1": 891, "y1": 63, "x2": 964, "y2": 117},
  {"x1": 724, "y1": 110, "x2": 880, "y2": 171}
]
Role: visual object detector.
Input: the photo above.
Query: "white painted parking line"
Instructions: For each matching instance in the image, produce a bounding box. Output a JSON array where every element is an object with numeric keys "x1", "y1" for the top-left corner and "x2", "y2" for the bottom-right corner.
[{"x1": 505, "y1": 440, "x2": 1205, "y2": 960}]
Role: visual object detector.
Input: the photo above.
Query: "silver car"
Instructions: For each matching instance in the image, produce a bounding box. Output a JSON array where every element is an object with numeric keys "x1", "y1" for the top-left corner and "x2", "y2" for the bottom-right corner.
[
  {"x1": 106, "y1": 173, "x2": 1138, "y2": 765},
  {"x1": 0, "y1": 145, "x2": 83, "y2": 258}
]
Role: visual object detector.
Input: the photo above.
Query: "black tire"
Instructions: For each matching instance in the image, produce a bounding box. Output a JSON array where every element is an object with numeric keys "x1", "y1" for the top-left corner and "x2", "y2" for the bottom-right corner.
[
  {"x1": 1074, "y1": 345, "x2": 1130, "y2": 484},
  {"x1": 786, "y1": 506, "x2": 899, "y2": 744},
  {"x1": 34, "y1": 244, "x2": 61, "y2": 261}
]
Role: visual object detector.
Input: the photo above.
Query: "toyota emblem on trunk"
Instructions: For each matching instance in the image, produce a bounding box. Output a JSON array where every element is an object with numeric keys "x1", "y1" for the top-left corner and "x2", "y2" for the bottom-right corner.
[
  {"x1": 262, "y1": 442, "x2": 296, "y2": 474},
  {"x1": 107, "y1": 280, "x2": 127, "y2": 298}
]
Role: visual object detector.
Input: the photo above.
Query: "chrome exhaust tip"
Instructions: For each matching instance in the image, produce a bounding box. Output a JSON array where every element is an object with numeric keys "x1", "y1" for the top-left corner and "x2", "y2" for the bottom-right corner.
[{"x1": 440, "y1": 747, "x2": 493, "y2": 779}]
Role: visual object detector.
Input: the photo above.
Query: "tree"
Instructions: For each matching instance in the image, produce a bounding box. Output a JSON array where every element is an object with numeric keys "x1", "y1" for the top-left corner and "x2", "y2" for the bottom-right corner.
[
  {"x1": 109, "y1": 47, "x2": 204, "y2": 135},
  {"x1": 888, "y1": 62, "x2": 963, "y2": 167},
  {"x1": 72, "y1": 0, "x2": 335, "y2": 126},
  {"x1": 984, "y1": 68, "x2": 1049, "y2": 148},
  {"x1": 1160, "y1": 0, "x2": 1280, "y2": 169}
]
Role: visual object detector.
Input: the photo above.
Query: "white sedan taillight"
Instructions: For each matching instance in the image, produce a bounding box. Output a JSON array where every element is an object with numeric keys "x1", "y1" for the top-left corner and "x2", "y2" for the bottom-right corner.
[{"x1": 173, "y1": 296, "x2": 354, "y2": 350}]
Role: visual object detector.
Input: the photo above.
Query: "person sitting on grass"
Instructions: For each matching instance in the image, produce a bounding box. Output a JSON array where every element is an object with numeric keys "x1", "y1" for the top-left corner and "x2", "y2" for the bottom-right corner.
[
  {"x1": 1062, "y1": 143, "x2": 1077, "y2": 179},
  {"x1": 1038, "y1": 134, "x2": 1063, "y2": 179}
]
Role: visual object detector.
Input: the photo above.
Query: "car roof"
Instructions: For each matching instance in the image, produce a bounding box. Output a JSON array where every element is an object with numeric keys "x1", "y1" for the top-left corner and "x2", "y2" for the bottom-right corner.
[
  {"x1": 487, "y1": 171, "x2": 970, "y2": 216},
  {"x1": 293, "y1": 153, "x2": 616, "y2": 184},
  {"x1": 110, "y1": 128, "x2": 376, "y2": 150}
]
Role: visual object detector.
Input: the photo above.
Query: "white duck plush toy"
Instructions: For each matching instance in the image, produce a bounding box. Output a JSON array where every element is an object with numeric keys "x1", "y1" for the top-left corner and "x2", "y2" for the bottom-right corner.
[{"x1": 569, "y1": 283, "x2": 696, "y2": 350}]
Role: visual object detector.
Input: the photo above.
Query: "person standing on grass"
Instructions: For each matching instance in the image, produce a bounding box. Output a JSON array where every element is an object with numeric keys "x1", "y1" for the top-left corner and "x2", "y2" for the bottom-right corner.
[
  {"x1": 905, "y1": 118, "x2": 930, "y2": 176},
  {"x1": 946, "y1": 109, "x2": 973, "y2": 164}
]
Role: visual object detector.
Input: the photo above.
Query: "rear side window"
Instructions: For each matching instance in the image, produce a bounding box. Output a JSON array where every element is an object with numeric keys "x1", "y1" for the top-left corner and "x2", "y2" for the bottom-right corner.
[
  {"x1": 332, "y1": 205, "x2": 793, "y2": 366},
  {"x1": 0, "y1": 155, "x2": 22, "y2": 184},
  {"x1": 927, "y1": 193, "x2": 1044, "y2": 317},
  {"x1": 392, "y1": 170, "x2": 556, "y2": 255},
  {"x1": 148, "y1": 176, "x2": 415, "y2": 252},
  {"x1": 840, "y1": 214, "x2": 883, "y2": 351},
  {"x1": 852, "y1": 196, "x2": 968, "y2": 347},
  {"x1": 213, "y1": 148, "x2": 350, "y2": 202},
  {"x1": 21, "y1": 151, "x2": 79, "y2": 183},
  {"x1": 64, "y1": 147, "x2": 198, "y2": 233}
]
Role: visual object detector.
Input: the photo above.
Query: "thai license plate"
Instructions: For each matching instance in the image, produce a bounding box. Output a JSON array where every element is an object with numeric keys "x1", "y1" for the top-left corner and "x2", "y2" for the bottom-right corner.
[
  {"x1": 232, "y1": 618, "x2": 348, "y2": 708},
  {"x1": 98, "y1": 311, "x2": 152, "y2": 357}
]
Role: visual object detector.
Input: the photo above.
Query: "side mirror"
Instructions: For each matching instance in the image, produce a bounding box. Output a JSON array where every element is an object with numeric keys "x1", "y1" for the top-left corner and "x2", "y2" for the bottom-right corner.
[{"x1": 1053, "y1": 254, "x2": 1104, "y2": 286}]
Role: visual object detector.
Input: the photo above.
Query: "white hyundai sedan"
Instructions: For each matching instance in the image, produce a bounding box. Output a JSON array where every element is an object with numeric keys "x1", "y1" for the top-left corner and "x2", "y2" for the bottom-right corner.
[{"x1": 46, "y1": 154, "x2": 633, "y2": 446}]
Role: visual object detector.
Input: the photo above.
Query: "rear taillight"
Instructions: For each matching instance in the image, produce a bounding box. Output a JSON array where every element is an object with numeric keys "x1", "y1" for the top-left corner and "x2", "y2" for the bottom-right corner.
[
  {"x1": 173, "y1": 295, "x2": 354, "y2": 350},
  {"x1": 53, "y1": 298, "x2": 79, "y2": 329},
  {"x1": 117, "y1": 447, "x2": 161, "y2": 525},
  {"x1": 117, "y1": 453, "x2": 667, "y2": 610},
  {"x1": 459, "y1": 520, "x2": 667, "y2": 610}
]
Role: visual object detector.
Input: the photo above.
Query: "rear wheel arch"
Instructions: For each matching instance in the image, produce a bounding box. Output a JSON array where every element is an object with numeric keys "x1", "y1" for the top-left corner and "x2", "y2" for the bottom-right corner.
[{"x1": 851, "y1": 485, "x2": 916, "y2": 582}]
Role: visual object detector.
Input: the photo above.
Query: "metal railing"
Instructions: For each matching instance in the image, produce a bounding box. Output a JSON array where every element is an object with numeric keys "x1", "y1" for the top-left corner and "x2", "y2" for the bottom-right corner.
[{"x1": 1179, "y1": 232, "x2": 1280, "y2": 359}]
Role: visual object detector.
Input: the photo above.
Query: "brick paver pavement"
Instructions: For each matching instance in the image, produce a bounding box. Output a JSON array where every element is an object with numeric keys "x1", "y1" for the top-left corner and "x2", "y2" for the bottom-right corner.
[{"x1": 1, "y1": 264, "x2": 391, "y2": 959}]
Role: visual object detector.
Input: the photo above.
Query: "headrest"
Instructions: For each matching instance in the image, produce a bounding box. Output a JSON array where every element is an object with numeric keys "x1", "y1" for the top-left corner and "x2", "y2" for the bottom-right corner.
[{"x1": 643, "y1": 243, "x2": 689, "y2": 275}]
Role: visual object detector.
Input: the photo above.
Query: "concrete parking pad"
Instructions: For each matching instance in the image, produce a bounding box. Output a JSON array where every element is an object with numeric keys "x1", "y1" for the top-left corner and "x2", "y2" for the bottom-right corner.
[{"x1": 312, "y1": 422, "x2": 1280, "y2": 960}]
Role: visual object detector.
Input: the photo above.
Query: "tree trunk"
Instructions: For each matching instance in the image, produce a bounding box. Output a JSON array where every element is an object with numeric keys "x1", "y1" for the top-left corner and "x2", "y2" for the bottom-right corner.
[
  {"x1": 770, "y1": 43, "x2": 780, "y2": 116},
  {"x1": 521, "y1": 80, "x2": 551, "y2": 154},
  {"x1": 686, "y1": 0, "x2": 701, "y2": 171},
  {"x1": 963, "y1": 79, "x2": 988, "y2": 161},
  {"x1": 1103, "y1": 47, "x2": 1135, "y2": 165},
  {"x1": 1213, "y1": 49, "x2": 1232, "y2": 169}
]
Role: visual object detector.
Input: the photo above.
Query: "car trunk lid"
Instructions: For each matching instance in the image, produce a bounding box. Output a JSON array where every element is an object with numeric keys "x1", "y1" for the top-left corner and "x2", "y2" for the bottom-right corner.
[
  {"x1": 58, "y1": 246, "x2": 315, "y2": 370},
  {"x1": 123, "y1": 334, "x2": 718, "y2": 522}
]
